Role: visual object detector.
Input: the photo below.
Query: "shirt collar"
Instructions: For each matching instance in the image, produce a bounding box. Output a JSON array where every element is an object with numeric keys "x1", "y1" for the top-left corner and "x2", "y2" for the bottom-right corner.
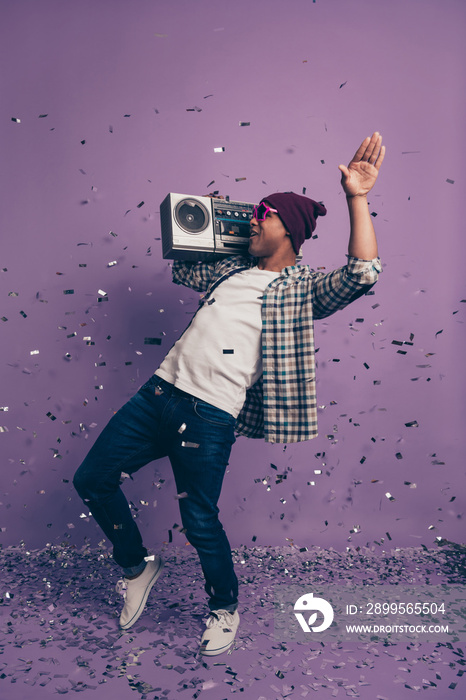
[
  {"x1": 282, "y1": 263, "x2": 302, "y2": 276},
  {"x1": 249, "y1": 257, "x2": 302, "y2": 276}
]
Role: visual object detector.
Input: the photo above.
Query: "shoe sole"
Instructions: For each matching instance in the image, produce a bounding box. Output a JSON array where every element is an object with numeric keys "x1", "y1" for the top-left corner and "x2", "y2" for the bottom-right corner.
[
  {"x1": 119, "y1": 558, "x2": 164, "y2": 630},
  {"x1": 199, "y1": 639, "x2": 234, "y2": 656}
]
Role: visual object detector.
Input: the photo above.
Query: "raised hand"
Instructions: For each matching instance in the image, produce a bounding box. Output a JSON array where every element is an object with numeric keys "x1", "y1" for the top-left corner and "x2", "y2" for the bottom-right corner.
[{"x1": 338, "y1": 132, "x2": 386, "y2": 198}]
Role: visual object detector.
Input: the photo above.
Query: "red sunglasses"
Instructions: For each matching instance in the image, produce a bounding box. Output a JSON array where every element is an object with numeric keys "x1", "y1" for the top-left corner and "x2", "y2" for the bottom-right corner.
[{"x1": 252, "y1": 202, "x2": 279, "y2": 221}]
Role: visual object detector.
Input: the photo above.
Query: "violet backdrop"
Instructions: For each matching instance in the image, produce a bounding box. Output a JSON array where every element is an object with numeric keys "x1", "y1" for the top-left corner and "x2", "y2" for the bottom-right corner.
[{"x1": 1, "y1": 0, "x2": 464, "y2": 552}]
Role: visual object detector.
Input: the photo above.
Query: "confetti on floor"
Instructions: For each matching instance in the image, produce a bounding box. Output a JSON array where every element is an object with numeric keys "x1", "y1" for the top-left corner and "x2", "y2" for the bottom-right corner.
[{"x1": 0, "y1": 543, "x2": 464, "y2": 699}]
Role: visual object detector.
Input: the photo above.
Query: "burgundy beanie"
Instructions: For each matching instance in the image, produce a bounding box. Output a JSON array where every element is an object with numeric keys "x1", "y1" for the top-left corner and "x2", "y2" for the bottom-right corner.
[{"x1": 261, "y1": 192, "x2": 327, "y2": 254}]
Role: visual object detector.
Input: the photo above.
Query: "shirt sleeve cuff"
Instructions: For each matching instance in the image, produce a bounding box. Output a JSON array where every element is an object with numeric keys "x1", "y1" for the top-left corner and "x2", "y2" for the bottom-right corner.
[
  {"x1": 346, "y1": 255, "x2": 382, "y2": 282},
  {"x1": 346, "y1": 255, "x2": 382, "y2": 270}
]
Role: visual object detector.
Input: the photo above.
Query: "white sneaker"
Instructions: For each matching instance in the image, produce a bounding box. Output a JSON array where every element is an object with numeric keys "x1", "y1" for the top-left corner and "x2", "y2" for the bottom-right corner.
[
  {"x1": 199, "y1": 609, "x2": 240, "y2": 656},
  {"x1": 116, "y1": 556, "x2": 164, "y2": 630}
]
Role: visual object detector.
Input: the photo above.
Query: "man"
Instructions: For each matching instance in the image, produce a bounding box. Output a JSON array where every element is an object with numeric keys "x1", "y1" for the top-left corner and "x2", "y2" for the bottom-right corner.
[{"x1": 73, "y1": 132, "x2": 385, "y2": 656}]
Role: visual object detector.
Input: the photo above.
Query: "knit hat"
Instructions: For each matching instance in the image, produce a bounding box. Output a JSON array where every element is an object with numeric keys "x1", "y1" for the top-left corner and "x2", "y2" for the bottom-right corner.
[{"x1": 261, "y1": 192, "x2": 327, "y2": 254}]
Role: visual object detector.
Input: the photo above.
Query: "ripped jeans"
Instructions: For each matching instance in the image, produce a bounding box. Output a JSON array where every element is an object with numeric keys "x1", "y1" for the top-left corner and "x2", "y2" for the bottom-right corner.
[{"x1": 73, "y1": 374, "x2": 238, "y2": 612}]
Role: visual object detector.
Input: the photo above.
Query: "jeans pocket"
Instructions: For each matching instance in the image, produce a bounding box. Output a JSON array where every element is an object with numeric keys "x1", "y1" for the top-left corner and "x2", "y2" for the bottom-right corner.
[{"x1": 193, "y1": 400, "x2": 235, "y2": 427}]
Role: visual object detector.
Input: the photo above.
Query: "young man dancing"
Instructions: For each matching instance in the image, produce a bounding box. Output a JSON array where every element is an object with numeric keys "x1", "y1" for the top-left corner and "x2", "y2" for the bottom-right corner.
[{"x1": 73, "y1": 132, "x2": 385, "y2": 655}]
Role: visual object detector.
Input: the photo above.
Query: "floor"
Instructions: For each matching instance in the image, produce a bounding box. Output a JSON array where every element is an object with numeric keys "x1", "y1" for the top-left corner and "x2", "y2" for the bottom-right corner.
[{"x1": 0, "y1": 542, "x2": 464, "y2": 700}]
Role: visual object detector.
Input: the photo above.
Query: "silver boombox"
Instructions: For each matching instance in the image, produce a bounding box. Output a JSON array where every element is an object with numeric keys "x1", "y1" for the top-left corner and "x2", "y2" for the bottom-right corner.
[{"x1": 160, "y1": 193, "x2": 254, "y2": 260}]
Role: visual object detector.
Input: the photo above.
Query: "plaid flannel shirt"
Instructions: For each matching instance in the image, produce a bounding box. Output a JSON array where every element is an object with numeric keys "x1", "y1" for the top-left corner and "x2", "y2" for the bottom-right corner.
[{"x1": 172, "y1": 254, "x2": 382, "y2": 443}]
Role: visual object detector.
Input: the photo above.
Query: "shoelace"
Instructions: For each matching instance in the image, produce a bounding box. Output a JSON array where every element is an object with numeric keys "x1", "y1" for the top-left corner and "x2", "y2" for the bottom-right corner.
[
  {"x1": 115, "y1": 579, "x2": 128, "y2": 598},
  {"x1": 205, "y1": 610, "x2": 236, "y2": 629}
]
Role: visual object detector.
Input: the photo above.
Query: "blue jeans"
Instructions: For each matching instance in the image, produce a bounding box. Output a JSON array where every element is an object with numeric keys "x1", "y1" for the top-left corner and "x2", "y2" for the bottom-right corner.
[{"x1": 73, "y1": 375, "x2": 238, "y2": 612}]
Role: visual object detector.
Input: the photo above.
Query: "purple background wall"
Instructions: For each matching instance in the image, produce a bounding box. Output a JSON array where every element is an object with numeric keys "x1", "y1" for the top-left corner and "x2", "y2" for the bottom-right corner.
[{"x1": 1, "y1": 0, "x2": 464, "y2": 553}]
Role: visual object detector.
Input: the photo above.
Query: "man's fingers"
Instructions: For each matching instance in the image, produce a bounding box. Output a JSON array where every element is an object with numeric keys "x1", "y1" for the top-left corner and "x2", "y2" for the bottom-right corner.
[
  {"x1": 373, "y1": 144, "x2": 386, "y2": 171},
  {"x1": 366, "y1": 133, "x2": 382, "y2": 163},
  {"x1": 351, "y1": 136, "x2": 371, "y2": 164},
  {"x1": 354, "y1": 132, "x2": 381, "y2": 163},
  {"x1": 345, "y1": 132, "x2": 385, "y2": 172}
]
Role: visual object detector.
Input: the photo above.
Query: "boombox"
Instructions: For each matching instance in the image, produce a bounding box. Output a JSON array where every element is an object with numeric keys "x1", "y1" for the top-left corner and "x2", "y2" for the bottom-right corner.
[{"x1": 160, "y1": 193, "x2": 254, "y2": 260}]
